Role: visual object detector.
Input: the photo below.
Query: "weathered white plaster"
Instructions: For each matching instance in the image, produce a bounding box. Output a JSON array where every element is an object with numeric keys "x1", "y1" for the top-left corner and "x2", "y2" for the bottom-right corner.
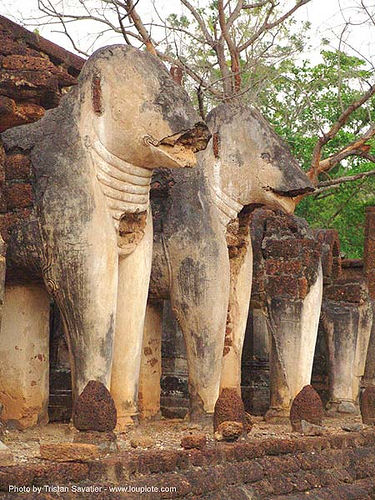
[
  {"x1": 296, "y1": 262, "x2": 323, "y2": 394},
  {"x1": 325, "y1": 297, "x2": 372, "y2": 414}
]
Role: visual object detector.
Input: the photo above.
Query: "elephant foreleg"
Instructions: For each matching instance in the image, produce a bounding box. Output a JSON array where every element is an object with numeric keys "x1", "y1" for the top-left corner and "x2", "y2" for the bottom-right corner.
[
  {"x1": 352, "y1": 300, "x2": 372, "y2": 404},
  {"x1": 266, "y1": 264, "x2": 323, "y2": 421},
  {"x1": 220, "y1": 240, "x2": 253, "y2": 394},
  {"x1": 170, "y1": 237, "x2": 230, "y2": 422},
  {"x1": 111, "y1": 210, "x2": 153, "y2": 430},
  {"x1": 324, "y1": 304, "x2": 358, "y2": 415},
  {"x1": 43, "y1": 219, "x2": 119, "y2": 413}
]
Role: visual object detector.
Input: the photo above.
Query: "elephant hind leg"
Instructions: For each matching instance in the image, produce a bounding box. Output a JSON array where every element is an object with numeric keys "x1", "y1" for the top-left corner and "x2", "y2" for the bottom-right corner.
[
  {"x1": 0, "y1": 284, "x2": 50, "y2": 429},
  {"x1": 138, "y1": 300, "x2": 163, "y2": 420}
]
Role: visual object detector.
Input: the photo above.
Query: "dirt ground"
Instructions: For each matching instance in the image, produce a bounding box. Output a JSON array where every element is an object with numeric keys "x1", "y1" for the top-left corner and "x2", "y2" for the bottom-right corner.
[{"x1": 0, "y1": 414, "x2": 366, "y2": 465}]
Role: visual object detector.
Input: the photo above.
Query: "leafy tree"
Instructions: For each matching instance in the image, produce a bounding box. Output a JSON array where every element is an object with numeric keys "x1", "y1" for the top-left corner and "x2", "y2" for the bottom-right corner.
[
  {"x1": 31, "y1": 1, "x2": 312, "y2": 105},
  {"x1": 258, "y1": 50, "x2": 375, "y2": 257}
]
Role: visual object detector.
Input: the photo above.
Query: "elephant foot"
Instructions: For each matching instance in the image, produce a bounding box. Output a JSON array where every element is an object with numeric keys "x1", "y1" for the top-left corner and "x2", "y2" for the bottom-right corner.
[
  {"x1": 116, "y1": 414, "x2": 139, "y2": 432},
  {"x1": 73, "y1": 381, "x2": 117, "y2": 432},
  {"x1": 264, "y1": 407, "x2": 290, "y2": 424},
  {"x1": 326, "y1": 400, "x2": 359, "y2": 416}
]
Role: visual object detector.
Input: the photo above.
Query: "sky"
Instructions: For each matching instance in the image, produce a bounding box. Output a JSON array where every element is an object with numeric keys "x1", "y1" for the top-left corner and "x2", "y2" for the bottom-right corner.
[{"x1": 0, "y1": 0, "x2": 373, "y2": 66}]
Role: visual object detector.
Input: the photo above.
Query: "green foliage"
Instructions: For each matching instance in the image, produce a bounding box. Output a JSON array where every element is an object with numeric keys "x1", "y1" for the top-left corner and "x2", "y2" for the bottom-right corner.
[
  {"x1": 258, "y1": 51, "x2": 375, "y2": 258},
  {"x1": 297, "y1": 167, "x2": 375, "y2": 259}
]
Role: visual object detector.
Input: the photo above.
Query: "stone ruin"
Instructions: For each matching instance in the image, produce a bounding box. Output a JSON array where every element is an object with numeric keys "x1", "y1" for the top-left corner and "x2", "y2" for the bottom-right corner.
[
  {"x1": 1, "y1": 36, "x2": 209, "y2": 432},
  {"x1": 0, "y1": 15, "x2": 375, "y2": 499},
  {"x1": 315, "y1": 227, "x2": 373, "y2": 416},
  {"x1": 246, "y1": 209, "x2": 375, "y2": 420},
  {"x1": 0, "y1": 15, "x2": 84, "y2": 132},
  {"x1": 157, "y1": 207, "x2": 375, "y2": 419}
]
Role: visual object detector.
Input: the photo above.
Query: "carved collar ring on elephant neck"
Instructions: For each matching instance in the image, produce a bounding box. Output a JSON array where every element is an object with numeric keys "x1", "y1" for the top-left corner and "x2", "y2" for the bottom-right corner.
[
  {"x1": 208, "y1": 182, "x2": 243, "y2": 229},
  {"x1": 88, "y1": 136, "x2": 152, "y2": 228}
]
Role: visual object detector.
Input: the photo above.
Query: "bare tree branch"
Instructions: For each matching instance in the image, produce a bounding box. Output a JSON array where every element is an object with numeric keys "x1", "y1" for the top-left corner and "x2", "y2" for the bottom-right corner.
[
  {"x1": 180, "y1": 0, "x2": 215, "y2": 47},
  {"x1": 316, "y1": 166, "x2": 375, "y2": 191},
  {"x1": 315, "y1": 123, "x2": 375, "y2": 174},
  {"x1": 308, "y1": 83, "x2": 375, "y2": 183},
  {"x1": 238, "y1": 0, "x2": 311, "y2": 52},
  {"x1": 125, "y1": 0, "x2": 156, "y2": 54},
  {"x1": 327, "y1": 178, "x2": 367, "y2": 223},
  {"x1": 218, "y1": 0, "x2": 242, "y2": 94},
  {"x1": 226, "y1": 0, "x2": 244, "y2": 30},
  {"x1": 155, "y1": 49, "x2": 222, "y2": 97},
  {"x1": 112, "y1": 1, "x2": 132, "y2": 45}
]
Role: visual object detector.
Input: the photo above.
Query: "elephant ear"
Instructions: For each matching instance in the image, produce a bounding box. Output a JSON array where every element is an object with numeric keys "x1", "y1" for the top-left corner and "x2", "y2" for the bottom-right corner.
[{"x1": 91, "y1": 71, "x2": 103, "y2": 116}]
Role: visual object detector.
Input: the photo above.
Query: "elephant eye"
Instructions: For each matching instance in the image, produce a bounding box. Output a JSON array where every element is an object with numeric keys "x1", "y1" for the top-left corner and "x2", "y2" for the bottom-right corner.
[{"x1": 261, "y1": 152, "x2": 271, "y2": 163}]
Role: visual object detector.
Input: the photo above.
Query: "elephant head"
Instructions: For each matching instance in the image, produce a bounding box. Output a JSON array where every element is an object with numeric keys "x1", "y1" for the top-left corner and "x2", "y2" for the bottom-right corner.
[
  {"x1": 78, "y1": 44, "x2": 210, "y2": 170},
  {"x1": 203, "y1": 104, "x2": 314, "y2": 214}
]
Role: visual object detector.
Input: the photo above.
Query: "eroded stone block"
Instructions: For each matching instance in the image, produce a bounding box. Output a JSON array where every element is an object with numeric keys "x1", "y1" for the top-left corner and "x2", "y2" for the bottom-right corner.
[
  {"x1": 213, "y1": 388, "x2": 247, "y2": 433},
  {"x1": 181, "y1": 432, "x2": 207, "y2": 450},
  {"x1": 73, "y1": 381, "x2": 117, "y2": 432},
  {"x1": 40, "y1": 442, "x2": 99, "y2": 462},
  {"x1": 290, "y1": 385, "x2": 324, "y2": 432},
  {"x1": 215, "y1": 421, "x2": 244, "y2": 441}
]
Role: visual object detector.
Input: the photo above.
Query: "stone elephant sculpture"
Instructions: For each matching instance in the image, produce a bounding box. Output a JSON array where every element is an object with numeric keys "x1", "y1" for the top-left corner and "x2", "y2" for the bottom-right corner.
[
  {"x1": 310, "y1": 229, "x2": 373, "y2": 416},
  {"x1": 0, "y1": 44, "x2": 209, "y2": 429},
  {"x1": 321, "y1": 278, "x2": 372, "y2": 415},
  {"x1": 248, "y1": 209, "x2": 323, "y2": 421},
  {"x1": 136, "y1": 104, "x2": 314, "y2": 422}
]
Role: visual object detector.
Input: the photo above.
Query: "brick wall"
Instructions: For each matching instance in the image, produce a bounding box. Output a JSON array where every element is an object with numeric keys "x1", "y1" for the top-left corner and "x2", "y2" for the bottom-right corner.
[
  {"x1": 0, "y1": 15, "x2": 84, "y2": 249},
  {"x1": 0, "y1": 15, "x2": 83, "y2": 132},
  {"x1": 1, "y1": 430, "x2": 374, "y2": 499}
]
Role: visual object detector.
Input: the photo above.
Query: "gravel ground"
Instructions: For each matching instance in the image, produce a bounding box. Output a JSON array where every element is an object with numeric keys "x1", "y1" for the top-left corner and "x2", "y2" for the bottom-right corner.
[{"x1": 0, "y1": 413, "x2": 366, "y2": 465}]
